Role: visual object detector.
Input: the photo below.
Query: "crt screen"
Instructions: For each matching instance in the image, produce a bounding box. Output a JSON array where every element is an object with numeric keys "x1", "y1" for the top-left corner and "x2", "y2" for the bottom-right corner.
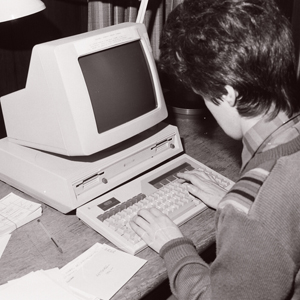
[{"x1": 78, "y1": 40, "x2": 157, "y2": 134}]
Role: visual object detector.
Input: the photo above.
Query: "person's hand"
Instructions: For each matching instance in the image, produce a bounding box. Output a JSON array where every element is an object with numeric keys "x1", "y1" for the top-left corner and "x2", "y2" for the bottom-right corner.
[
  {"x1": 177, "y1": 169, "x2": 227, "y2": 209},
  {"x1": 130, "y1": 207, "x2": 183, "y2": 253}
]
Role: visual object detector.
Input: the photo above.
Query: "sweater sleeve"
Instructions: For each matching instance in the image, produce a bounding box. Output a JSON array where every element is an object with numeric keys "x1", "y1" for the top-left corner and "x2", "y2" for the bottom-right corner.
[
  {"x1": 160, "y1": 205, "x2": 296, "y2": 300},
  {"x1": 160, "y1": 237, "x2": 212, "y2": 300}
]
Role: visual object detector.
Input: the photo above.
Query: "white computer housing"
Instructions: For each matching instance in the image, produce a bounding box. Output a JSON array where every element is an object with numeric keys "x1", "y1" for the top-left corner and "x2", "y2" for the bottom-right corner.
[
  {"x1": 0, "y1": 22, "x2": 183, "y2": 213},
  {"x1": 2, "y1": 23, "x2": 168, "y2": 156}
]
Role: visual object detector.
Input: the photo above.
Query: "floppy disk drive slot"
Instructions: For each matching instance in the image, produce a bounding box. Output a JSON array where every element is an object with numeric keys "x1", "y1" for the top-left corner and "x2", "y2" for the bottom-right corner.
[
  {"x1": 73, "y1": 133, "x2": 178, "y2": 198},
  {"x1": 75, "y1": 172, "x2": 105, "y2": 195}
]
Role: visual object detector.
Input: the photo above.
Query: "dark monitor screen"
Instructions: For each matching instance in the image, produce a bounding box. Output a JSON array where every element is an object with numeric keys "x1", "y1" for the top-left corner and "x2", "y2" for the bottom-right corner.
[{"x1": 79, "y1": 41, "x2": 157, "y2": 134}]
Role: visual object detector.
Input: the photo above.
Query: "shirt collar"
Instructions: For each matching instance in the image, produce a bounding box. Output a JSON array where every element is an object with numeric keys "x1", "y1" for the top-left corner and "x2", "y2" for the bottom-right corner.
[{"x1": 241, "y1": 111, "x2": 291, "y2": 171}]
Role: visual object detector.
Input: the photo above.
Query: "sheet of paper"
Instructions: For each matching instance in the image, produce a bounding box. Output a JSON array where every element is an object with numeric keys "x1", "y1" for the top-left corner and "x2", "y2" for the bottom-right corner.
[
  {"x1": 0, "y1": 234, "x2": 11, "y2": 258},
  {"x1": 60, "y1": 243, "x2": 147, "y2": 300},
  {"x1": 0, "y1": 270, "x2": 84, "y2": 300},
  {"x1": 45, "y1": 268, "x2": 100, "y2": 300},
  {"x1": 0, "y1": 193, "x2": 42, "y2": 235}
]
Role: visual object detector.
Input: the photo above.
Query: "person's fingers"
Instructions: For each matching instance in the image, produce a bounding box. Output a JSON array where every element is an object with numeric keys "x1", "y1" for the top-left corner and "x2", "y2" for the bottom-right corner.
[
  {"x1": 148, "y1": 207, "x2": 164, "y2": 217},
  {"x1": 178, "y1": 170, "x2": 211, "y2": 182},
  {"x1": 177, "y1": 171, "x2": 194, "y2": 181},
  {"x1": 129, "y1": 219, "x2": 145, "y2": 237},
  {"x1": 134, "y1": 212, "x2": 151, "y2": 229},
  {"x1": 130, "y1": 208, "x2": 183, "y2": 252}
]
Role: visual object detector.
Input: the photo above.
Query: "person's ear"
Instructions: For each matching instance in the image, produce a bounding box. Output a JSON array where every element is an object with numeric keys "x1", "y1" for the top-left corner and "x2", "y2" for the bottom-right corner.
[{"x1": 221, "y1": 85, "x2": 238, "y2": 107}]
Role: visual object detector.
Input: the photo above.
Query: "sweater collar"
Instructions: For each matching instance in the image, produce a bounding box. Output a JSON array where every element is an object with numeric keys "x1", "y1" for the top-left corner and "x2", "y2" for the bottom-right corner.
[{"x1": 241, "y1": 111, "x2": 300, "y2": 172}]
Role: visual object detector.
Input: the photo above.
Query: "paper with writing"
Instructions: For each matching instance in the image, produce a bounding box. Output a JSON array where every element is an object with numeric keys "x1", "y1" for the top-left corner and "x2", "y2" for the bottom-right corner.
[
  {"x1": 0, "y1": 193, "x2": 42, "y2": 236},
  {"x1": 60, "y1": 243, "x2": 147, "y2": 300},
  {"x1": 0, "y1": 270, "x2": 83, "y2": 299}
]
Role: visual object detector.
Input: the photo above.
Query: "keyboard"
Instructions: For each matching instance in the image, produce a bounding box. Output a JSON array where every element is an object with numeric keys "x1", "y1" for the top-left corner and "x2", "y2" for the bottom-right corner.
[{"x1": 77, "y1": 154, "x2": 235, "y2": 255}]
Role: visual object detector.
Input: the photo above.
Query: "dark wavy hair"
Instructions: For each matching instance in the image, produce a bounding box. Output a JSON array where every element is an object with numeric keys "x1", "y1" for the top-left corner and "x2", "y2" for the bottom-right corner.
[{"x1": 159, "y1": 0, "x2": 299, "y2": 119}]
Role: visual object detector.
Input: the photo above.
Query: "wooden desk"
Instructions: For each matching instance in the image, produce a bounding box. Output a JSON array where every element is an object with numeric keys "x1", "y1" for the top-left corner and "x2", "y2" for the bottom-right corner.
[{"x1": 0, "y1": 112, "x2": 242, "y2": 300}]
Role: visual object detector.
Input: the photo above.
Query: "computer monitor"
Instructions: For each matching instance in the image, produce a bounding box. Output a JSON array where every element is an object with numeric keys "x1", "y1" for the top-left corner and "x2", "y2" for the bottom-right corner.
[{"x1": 1, "y1": 22, "x2": 167, "y2": 156}]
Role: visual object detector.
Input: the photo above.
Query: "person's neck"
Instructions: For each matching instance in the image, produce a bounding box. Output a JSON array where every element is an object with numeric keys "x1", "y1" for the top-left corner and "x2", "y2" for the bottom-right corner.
[
  {"x1": 241, "y1": 108, "x2": 289, "y2": 137},
  {"x1": 241, "y1": 114, "x2": 262, "y2": 137}
]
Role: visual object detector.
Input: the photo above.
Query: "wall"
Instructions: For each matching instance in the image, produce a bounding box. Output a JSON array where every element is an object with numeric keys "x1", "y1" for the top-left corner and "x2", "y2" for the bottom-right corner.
[
  {"x1": 277, "y1": 0, "x2": 300, "y2": 81},
  {"x1": 292, "y1": 0, "x2": 300, "y2": 81},
  {"x1": 0, "y1": 0, "x2": 88, "y2": 138},
  {"x1": 276, "y1": 0, "x2": 294, "y2": 20}
]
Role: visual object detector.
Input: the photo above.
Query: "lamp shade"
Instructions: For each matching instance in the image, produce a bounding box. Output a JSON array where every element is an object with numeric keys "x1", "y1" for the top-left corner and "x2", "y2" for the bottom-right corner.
[{"x1": 0, "y1": 0, "x2": 46, "y2": 23}]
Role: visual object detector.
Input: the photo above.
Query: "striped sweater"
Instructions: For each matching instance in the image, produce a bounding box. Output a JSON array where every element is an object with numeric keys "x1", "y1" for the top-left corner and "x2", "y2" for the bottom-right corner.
[
  {"x1": 160, "y1": 135, "x2": 300, "y2": 300},
  {"x1": 220, "y1": 134, "x2": 300, "y2": 214}
]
